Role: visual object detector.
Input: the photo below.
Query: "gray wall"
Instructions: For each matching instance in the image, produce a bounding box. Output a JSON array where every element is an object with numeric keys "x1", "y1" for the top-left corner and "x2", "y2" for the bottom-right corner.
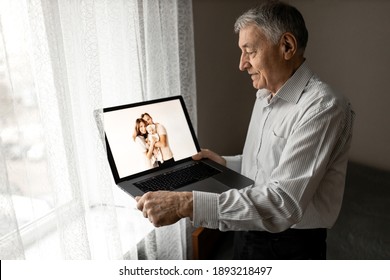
[{"x1": 193, "y1": 0, "x2": 390, "y2": 171}]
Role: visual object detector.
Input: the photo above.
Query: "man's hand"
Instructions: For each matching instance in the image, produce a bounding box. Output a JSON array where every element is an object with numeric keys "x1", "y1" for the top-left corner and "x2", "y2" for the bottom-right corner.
[
  {"x1": 154, "y1": 134, "x2": 167, "y2": 148},
  {"x1": 192, "y1": 148, "x2": 226, "y2": 166},
  {"x1": 135, "y1": 191, "x2": 193, "y2": 227}
]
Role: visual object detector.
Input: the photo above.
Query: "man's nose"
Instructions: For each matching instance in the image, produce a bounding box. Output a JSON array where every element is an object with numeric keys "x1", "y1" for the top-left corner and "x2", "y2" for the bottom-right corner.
[{"x1": 239, "y1": 54, "x2": 249, "y2": 71}]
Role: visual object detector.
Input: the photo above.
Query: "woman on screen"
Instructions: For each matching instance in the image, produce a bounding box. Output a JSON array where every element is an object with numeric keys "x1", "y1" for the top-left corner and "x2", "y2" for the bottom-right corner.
[{"x1": 132, "y1": 118, "x2": 157, "y2": 169}]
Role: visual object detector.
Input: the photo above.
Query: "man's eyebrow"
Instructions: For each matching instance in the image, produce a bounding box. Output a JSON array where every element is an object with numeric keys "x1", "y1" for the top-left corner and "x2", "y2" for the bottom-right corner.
[{"x1": 240, "y1": 43, "x2": 254, "y2": 49}]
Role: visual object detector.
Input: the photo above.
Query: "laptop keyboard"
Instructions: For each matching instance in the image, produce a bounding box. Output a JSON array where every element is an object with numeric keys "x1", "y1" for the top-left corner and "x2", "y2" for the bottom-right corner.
[{"x1": 134, "y1": 161, "x2": 221, "y2": 193}]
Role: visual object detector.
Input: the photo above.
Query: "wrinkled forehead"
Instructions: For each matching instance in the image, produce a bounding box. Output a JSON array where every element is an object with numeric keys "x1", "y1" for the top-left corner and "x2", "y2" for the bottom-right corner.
[{"x1": 238, "y1": 24, "x2": 268, "y2": 49}]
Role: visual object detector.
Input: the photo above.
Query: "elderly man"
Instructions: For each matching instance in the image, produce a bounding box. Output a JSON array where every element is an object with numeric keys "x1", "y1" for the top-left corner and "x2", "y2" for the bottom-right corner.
[{"x1": 136, "y1": 0, "x2": 354, "y2": 259}]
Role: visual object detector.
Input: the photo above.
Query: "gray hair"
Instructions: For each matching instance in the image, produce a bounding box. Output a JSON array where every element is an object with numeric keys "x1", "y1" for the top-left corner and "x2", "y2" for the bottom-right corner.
[{"x1": 234, "y1": 0, "x2": 308, "y2": 52}]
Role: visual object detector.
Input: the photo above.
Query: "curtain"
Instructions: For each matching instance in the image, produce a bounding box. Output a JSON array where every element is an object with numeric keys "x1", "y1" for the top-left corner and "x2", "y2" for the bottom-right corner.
[{"x1": 0, "y1": 0, "x2": 196, "y2": 260}]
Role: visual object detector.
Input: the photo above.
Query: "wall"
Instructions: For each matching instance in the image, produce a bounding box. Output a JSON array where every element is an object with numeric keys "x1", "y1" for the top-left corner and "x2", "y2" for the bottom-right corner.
[{"x1": 193, "y1": 0, "x2": 390, "y2": 171}]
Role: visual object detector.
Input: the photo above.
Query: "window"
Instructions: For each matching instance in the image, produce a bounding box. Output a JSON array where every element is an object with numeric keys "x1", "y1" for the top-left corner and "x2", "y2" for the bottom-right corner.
[
  {"x1": 0, "y1": 7, "x2": 57, "y2": 252},
  {"x1": 0, "y1": 0, "x2": 195, "y2": 260}
]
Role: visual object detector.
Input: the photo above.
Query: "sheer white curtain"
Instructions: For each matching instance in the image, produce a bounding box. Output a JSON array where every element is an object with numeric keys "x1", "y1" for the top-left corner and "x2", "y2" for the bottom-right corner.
[{"x1": 0, "y1": 0, "x2": 196, "y2": 260}]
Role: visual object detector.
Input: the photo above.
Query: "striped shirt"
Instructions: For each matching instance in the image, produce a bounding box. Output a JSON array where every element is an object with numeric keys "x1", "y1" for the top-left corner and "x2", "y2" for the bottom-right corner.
[{"x1": 193, "y1": 62, "x2": 355, "y2": 232}]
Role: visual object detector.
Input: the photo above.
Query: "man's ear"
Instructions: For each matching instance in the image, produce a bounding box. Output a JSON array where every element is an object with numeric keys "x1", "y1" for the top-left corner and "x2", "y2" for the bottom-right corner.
[{"x1": 280, "y1": 32, "x2": 297, "y2": 60}]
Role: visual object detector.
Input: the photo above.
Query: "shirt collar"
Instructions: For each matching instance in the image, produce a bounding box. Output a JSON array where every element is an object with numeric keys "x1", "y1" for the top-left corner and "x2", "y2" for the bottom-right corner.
[
  {"x1": 256, "y1": 61, "x2": 314, "y2": 104},
  {"x1": 275, "y1": 61, "x2": 314, "y2": 104}
]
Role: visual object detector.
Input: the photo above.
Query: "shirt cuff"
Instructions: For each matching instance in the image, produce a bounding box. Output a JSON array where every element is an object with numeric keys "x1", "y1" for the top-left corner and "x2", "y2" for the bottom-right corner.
[
  {"x1": 223, "y1": 155, "x2": 242, "y2": 173},
  {"x1": 192, "y1": 191, "x2": 219, "y2": 229}
]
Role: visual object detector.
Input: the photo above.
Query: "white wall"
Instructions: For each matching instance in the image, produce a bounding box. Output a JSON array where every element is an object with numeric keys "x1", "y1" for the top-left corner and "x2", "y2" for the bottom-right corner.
[{"x1": 193, "y1": 0, "x2": 390, "y2": 171}]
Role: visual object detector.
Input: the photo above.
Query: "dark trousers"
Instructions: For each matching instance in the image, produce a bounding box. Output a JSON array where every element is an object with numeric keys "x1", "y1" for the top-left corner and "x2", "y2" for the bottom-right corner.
[
  {"x1": 158, "y1": 158, "x2": 175, "y2": 167},
  {"x1": 233, "y1": 228, "x2": 327, "y2": 260}
]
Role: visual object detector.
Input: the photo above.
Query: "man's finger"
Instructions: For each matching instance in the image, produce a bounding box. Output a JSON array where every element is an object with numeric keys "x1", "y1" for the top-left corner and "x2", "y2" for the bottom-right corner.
[
  {"x1": 192, "y1": 152, "x2": 203, "y2": 161},
  {"x1": 135, "y1": 195, "x2": 144, "y2": 211}
]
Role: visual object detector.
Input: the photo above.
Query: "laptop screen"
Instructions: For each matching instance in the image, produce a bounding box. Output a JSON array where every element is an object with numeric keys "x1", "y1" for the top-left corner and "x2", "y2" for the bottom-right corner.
[{"x1": 102, "y1": 96, "x2": 199, "y2": 182}]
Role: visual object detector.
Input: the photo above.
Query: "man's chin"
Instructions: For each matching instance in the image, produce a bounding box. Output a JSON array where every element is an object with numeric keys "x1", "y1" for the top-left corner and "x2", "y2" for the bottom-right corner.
[{"x1": 252, "y1": 81, "x2": 261, "y2": 90}]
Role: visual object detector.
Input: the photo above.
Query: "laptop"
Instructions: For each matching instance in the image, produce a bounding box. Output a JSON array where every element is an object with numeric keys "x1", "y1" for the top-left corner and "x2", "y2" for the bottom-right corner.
[{"x1": 98, "y1": 95, "x2": 253, "y2": 197}]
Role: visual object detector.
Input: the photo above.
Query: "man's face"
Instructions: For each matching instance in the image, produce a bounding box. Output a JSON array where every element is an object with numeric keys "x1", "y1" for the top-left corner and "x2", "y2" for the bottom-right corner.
[
  {"x1": 238, "y1": 24, "x2": 284, "y2": 93},
  {"x1": 143, "y1": 115, "x2": 153, "y2": 125}
]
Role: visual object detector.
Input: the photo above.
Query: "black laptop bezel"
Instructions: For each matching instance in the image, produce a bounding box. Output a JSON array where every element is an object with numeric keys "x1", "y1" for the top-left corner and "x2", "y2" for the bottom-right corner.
[{"x1": 102, "y1": 95, "x2": 201, "y2": 184}]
